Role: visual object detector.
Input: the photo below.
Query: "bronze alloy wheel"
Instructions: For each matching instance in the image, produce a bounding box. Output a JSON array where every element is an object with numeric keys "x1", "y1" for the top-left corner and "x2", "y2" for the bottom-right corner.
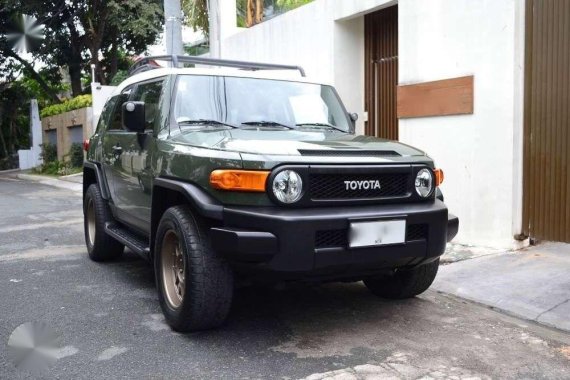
[
  {"x1": 86, "y1": 198, "x2": 96, "y2": 247},
  {"x1": 161, "y1": 230, "x2": 186, "y2": 309}
]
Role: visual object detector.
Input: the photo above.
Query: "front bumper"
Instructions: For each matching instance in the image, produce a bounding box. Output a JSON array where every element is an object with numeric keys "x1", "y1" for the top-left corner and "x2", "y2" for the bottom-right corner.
[{"x1": 210, "y1": 200, "x2": 458, "y2": 278}]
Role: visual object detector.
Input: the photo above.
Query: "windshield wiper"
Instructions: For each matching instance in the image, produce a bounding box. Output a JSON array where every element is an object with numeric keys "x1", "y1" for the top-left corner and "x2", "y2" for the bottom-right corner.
[
  {"x1": 177, "y1": 119, "x2": 240, "y2": 129},
  {"x1": 295, "y1": 123, "x2": 346, "y2": 133},
  {"x1": 241, "y1": 121, "x2": 295, "y2": 130}
]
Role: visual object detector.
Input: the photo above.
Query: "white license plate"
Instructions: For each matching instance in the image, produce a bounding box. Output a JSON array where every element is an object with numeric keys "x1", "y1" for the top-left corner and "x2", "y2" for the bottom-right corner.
[{"x1": 349, "y1": 220, "x2": 406, "y2": 248}]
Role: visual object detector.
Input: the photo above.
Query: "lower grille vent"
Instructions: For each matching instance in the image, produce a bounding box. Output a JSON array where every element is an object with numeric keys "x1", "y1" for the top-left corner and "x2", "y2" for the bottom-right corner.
[
  {"x1": 315, "y1": 223, "x2": 429, "y2": 249},
  {"x1": 315, "y1": 229, "x2": 348, "y2": 249},
  {"x1": 406, "y1": 224, "x2": 428, "y2": 241}
]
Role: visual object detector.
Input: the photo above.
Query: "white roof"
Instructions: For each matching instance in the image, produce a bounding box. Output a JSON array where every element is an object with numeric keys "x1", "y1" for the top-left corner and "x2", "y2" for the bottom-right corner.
[{"x1": 114, "y1": 67, "x2": 330, "y2": 95}]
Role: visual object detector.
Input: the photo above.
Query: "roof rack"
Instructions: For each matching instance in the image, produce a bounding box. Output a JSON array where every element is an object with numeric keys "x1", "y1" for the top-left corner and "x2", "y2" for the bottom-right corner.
[{"x1": 128, "y1": 55, "x2": 306, "y2": 77}]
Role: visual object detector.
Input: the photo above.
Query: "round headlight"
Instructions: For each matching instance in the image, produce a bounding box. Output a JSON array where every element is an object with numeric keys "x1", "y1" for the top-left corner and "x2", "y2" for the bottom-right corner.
[
  {"x1": 415, "y1": 169, "x2": 433, "y2": 198},
  {"x1": 272, "y1": 170, "x2": 303, "y2": 203}
]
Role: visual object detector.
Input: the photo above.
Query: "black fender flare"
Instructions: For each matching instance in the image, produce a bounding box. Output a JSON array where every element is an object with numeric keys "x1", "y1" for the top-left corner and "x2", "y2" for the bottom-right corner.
[
  {"x1": 150, "y1": 177, "x2": 223, "y2": 255},
  {"x1": 83, "y1": 161, "x2": 111, "y2": 200}
]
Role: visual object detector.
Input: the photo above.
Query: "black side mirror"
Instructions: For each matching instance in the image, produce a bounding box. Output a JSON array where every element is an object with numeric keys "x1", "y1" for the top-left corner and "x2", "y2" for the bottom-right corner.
[
  {"x1": 122, "y1": 101, "x2": 145, "y2": 133},
  {"x1": 349, "y1": 112, "x2": 358, "y2": 122}
]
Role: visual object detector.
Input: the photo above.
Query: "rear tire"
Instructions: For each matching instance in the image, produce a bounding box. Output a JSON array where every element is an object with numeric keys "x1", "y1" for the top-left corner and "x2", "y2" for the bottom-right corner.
[
  {"x1": 83, "y1": 184, "x2": 124, "y2": 261},
  {"x1": 155, "y1": 205, "x2": 233, "y2": 332},
  {"x1": 363, "y1": 259, "x2": 440, "y2": 299}
]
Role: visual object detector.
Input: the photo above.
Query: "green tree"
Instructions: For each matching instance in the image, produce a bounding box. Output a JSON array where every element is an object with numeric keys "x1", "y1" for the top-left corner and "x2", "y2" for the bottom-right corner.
[
  {"x1": 1, "y1": 0, "x2": 163, "y2": 97},
  {"x1": 0, "y1": 79, "x2": 32, "y2": 161},
  {"x1": 182, "y1": 0, "x2": 209, "y2": 36}
]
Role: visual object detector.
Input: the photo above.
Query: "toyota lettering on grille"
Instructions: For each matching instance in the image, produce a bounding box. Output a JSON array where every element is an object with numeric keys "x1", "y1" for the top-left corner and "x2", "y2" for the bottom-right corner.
[{"x1": 344, "y1": 180, "x2": 381, "y2": 191}]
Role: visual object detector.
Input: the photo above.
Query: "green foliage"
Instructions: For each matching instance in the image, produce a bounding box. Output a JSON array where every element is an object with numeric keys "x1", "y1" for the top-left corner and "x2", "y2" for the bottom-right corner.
[
  {"x1": 40, "y1": 95, "x2": 92, "y2": 118},
  {"x1": 276, "y1": 0, "x2": 313, "y2": 11},
  {"x1": 0, "y1": 156, "x2": 19, "y2": 170},
  {"x1": 37, "y1": 160, "x2": 61, "y2": 175},
  {"x1": 35, "y1": 143, "x2": 83, "y2": 175},
  {"x1": 68, "y1": 143, "x2": 84, "y2": 168},
  {"x1": 236, "y1": 0, "x2": 313, "y2": 27},
  {"x1": 40, "y1": 143, "x2": 57, "y2": 164},
  {"x1": 1, "y1": 1, "x2": 163, "y2": 97},
  {"x1": 184, "y1": 43, "x2": 210, "y2": 57},
  {"x1": 0, "y1": 80, "x2": 32, "y2": 161},
  {"x1": 19, "y1": 72, "x2": 69, "y2": 110},
  {"x1": 182, "y1": 0, "x2": 209, "y2": 36},
  {"x1": 110, "y1": 70, "x2": 129, "y2": 86}
]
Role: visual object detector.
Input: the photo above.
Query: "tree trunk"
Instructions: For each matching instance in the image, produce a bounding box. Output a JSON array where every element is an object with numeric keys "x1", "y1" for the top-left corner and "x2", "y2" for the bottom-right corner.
[
  {"x1": 67, "y1": 20, "x2": 84, "y2": 96},
  {"x1": 0, "y1": 130, "x2": 8, "y2": 158},
  {"x1": 68, "y1": 61, "x2": 83, "y2": 97},
  {"x1": 0, "y1": 106, "x2": 6, "y2": 158},
  {"x1": 106, "y1": 39, "x2": 119, "y2": 84},
  {"x1": 255, "y1": 0, "x2": 263, "y2": 23},
  {"x1": 246, "y1": 0, "x2": 254, "y2": 26}
]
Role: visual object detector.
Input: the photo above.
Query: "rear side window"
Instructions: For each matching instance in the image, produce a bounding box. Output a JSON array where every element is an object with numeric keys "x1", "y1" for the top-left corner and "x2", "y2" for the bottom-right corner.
[
  {"x1": 96, "y1": 97, "x2": 118, "y2": 133},
  {"x1": 131, "y1": 78, "x2": 166, "y2": 130}
]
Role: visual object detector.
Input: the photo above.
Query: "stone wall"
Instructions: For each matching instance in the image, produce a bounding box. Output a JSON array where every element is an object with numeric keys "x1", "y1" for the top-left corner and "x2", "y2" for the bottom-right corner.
[{"x1": 41, "y1": 107, "x2": 92, "y2": 161}]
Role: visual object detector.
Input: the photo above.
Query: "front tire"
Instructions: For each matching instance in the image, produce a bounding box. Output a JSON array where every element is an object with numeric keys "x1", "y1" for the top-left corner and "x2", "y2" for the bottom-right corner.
[
  {"x1": 83, "y1": 184, "x2": 124, "y2": 261},
  {"x1": 363, "y1": 259, "x2": 440, "y2": 299},
  {"x1": 155, "y1": 205, "x2": 233, "y2": 332}
]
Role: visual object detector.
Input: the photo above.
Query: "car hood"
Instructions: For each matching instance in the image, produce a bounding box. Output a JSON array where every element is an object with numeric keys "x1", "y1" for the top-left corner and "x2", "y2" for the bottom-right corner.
[{"x1": 169, "y1": 129, "x2": 426, "y2": 157}]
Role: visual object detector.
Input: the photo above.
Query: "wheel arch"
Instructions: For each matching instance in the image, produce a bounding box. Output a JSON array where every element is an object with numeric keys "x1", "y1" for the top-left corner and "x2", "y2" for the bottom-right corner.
[
  {"x1": 150, "y1": 178, "x2": 223, "y2": 257},
  {"x1": 83, "y1": 161, "x2": 110, "y2": 201}
]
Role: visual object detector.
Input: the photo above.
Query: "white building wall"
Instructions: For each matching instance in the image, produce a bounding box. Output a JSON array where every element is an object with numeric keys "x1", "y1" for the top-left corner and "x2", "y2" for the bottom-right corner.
[
  {"x1": 333, "y1": 17, "x2": 365, "y2": 134},
  {"x1": 91, "y1": 84, "x2": 117, "y2": 133},
  {"x1": 219, "y1": 0, "x2": 394, "y2": 136},
  {"x1": 217, "y1": 0, "x2": 524, "y2": 249},
  {"x1": 398, "y1": 0, "x2": 525, "y2": 249},
  {"x1": 221, "y1": 0, "x2": 335, "y2": 83},
  {"x1": 18, "y1": 99, "x2": 42, "y2": 170}
]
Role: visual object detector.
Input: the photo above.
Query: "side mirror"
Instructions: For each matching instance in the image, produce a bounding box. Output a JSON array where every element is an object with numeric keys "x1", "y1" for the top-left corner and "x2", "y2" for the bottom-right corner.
[
  {"x1": 349, "y1": 112, "x2": 359, "y2": 122},
  {"x1": 122, "y1": 101, "x2": 145, "y2": 133}
]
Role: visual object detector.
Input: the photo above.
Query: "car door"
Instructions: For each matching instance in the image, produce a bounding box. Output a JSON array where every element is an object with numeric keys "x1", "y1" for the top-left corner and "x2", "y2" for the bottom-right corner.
[
  {"x1": 108, "y1": 77, "x2": 167, "y2": 232},
  {"x1": 101, "y1": 90, "x2": 132, "y2": 209}
]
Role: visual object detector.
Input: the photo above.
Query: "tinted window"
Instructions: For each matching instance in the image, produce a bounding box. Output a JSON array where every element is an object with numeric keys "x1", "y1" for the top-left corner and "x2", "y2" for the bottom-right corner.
[
  {"x1": 131, "y1": 79, "x2": 166, "y2": 130},
  {"x1": 173, "y1": 75, "x2": 351, "y2": 131},
  {"x1": 96, "y1": 96, "x2": 118, "y2": 133},
  {"x1": 108, "y1": 92, "x2": 131, "y2": 130}
]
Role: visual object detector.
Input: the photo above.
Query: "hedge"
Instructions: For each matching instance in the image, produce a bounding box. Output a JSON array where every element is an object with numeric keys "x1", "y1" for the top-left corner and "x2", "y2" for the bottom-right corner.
[{"x1": 40, "y1": 94, "x2": 93, "y2": 118}]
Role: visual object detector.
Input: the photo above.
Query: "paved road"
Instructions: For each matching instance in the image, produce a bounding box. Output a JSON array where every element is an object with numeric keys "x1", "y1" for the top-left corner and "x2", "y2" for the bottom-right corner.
[{"x1": 1, "y1": 175, "x2": 570, "y2": 379}]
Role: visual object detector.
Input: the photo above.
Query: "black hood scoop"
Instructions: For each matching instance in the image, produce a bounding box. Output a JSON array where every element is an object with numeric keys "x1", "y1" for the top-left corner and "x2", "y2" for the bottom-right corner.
[{"x1": 298, "y1": 149, "x2": 401, "y2": 157}]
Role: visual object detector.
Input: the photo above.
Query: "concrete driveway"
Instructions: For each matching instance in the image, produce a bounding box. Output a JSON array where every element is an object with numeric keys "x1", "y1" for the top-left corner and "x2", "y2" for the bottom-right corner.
[{"x1": 1, "y1": 174, "x2": 569, "y2": 379}]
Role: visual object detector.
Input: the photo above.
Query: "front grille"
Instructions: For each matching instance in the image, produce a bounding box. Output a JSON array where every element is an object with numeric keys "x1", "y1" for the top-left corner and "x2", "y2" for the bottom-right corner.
[
  {"x1": 406, "y1": 224, "x2": 428, "y2": 241},
  {"x1": 315, "y1": 229, "x2": 347, "y2": 249},
  {"x1": 315, "y1": 224, "x2": 428, "y2": 249},
  {"x1": 310, "y1": 173, "x2": 409, "y2": 200}
]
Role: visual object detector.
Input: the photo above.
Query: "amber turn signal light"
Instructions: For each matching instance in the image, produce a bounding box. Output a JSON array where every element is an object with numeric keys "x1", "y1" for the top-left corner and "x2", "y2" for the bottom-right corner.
[
  {"x1": 210, "y1": 170, "x2": 270, "y2": 192},
  {"x1": 433, "y1": 169, "x2": 444, "y2": 186}
]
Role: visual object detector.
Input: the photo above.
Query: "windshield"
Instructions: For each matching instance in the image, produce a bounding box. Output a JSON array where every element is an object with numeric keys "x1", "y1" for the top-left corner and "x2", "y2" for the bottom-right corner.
[{"x1": 173, "y1": 75, "x2": 351, "y2": 132}]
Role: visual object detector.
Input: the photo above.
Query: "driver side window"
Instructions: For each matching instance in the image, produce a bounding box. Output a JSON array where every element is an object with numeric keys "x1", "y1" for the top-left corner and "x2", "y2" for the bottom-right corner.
[
  {"x1": 108, "y1": 89, "x2": 132, "y2": 131},
  {"x1": 130, "y1": 78, "x2": 166, "y2": 131}
]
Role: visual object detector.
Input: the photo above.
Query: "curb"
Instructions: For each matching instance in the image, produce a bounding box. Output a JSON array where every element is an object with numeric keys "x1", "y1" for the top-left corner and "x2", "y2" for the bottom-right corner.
[
  {"x1": 0, "y1": 168, "x2": 21, "y2": 174},
  {"x1": 16, "y1": 173, "x2": 82, "y2": 193}
]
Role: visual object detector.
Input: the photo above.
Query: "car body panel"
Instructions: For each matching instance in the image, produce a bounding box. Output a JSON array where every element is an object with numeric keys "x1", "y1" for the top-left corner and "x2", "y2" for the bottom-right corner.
[{"x1": 86, "y1": 69, "x2": 455, "y2": 264}]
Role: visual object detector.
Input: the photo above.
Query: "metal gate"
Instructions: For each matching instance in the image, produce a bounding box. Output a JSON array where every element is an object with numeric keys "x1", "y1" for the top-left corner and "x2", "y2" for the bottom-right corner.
[
  {"x1": 364, "y1": 5, "x2": 398, "y2": 139},
  {"x1": 523, "y1": 0, "x2": 570, "y2": 242}
]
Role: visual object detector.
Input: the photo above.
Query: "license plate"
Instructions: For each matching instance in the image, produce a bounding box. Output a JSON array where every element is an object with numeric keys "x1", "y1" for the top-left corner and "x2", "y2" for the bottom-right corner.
[{"x1": 349, "y1": 220, "x2": 406, "y2": 248}]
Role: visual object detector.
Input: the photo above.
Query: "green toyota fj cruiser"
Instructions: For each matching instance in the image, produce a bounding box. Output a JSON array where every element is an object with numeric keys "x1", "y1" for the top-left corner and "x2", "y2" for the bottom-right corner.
[{"x1": 83, "y1": 55, "x2": 458, "y2": 332}]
